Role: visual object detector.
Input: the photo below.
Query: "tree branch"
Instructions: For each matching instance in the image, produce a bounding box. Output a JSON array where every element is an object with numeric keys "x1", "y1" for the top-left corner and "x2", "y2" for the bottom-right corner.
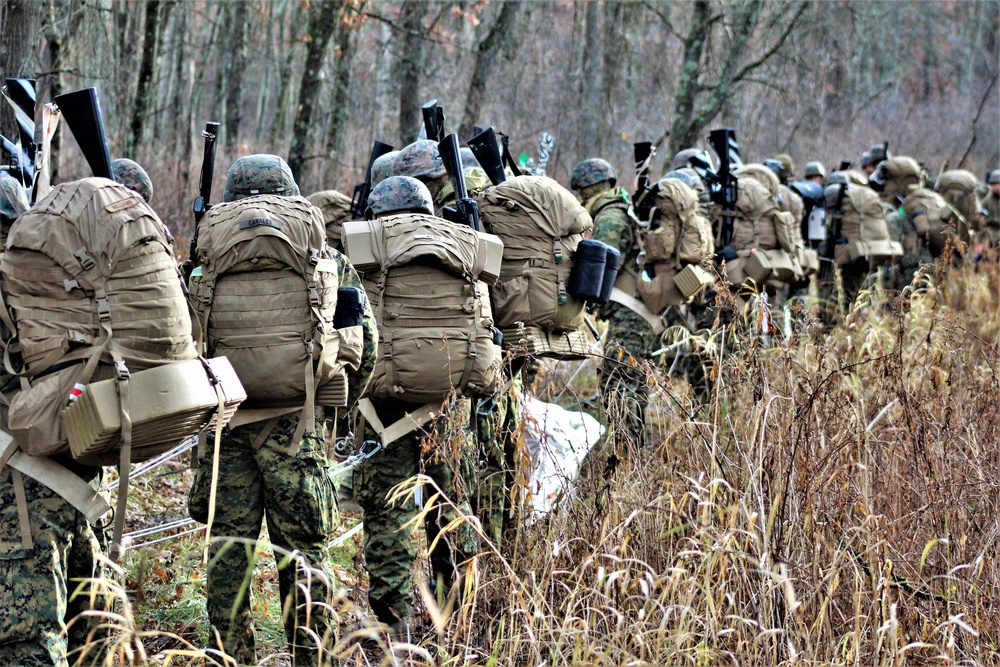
[{"x1": 731, "y1": 0, "x2": 808, "y2": 85}]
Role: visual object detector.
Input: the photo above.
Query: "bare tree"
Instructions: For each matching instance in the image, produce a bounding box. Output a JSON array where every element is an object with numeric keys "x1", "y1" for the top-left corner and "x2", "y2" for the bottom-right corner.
[
  {"x1": 397, "y1": 0, "x2": 426, "y2": 146},
  {"x1": 127, "y1": 0, "x2": 162, "y2": 157},
  {"x1": 0, "y1": 0, "x2": 41, "y2": 134},
  {"x1": 223, "y1": 0, "x2": 251, "y2": 152}
]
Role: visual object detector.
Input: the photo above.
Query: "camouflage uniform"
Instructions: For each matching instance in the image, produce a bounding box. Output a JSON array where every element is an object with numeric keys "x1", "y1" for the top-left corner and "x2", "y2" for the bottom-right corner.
[
  {"x1": 0, "y1": 462, "x2": 110, "y2": 667},
  {"x1": 188, "y1": 156, "x2": 377, "y2": 665},
  {"x1": 353, "y1": 396, "x2": 479, "y2": 626},
  {"x1": 886, "y1": 205, "x2": 933, "y2": 292},
  {"x1": 584, "y1": 184, "x2": 656, "y2": 451},
  {"x1": 982, "y1": 172, "x2": 1000, "y2": 252}
]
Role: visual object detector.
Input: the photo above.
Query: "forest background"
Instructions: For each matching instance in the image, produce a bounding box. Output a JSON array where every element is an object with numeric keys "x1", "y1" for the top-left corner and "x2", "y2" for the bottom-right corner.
[{"x1": 0, "y1": 0, "x2": 998, "y2": 245}]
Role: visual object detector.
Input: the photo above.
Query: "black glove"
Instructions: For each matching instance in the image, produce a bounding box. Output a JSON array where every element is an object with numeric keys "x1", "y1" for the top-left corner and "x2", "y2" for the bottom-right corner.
[{"x1": 716, "y1": 246, "x2": 739, "y2": 262}]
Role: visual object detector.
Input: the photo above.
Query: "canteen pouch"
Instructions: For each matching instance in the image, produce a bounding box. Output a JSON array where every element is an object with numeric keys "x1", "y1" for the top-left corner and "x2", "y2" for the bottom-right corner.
[
  {"x1": 334, "y1": 286, "x2": 365, "y2": 329},
  {"x1": 595, "y1": 245, "x2": 620, "y2": 306},
  {"x1": 568, "y1": 239, "x2": 610, "y2": 303}
]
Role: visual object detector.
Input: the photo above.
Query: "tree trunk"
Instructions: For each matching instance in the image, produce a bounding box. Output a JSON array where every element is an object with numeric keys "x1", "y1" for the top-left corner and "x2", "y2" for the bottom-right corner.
[
  {"x1": 324, "y1": 1, "x2": 361, "y2": 184},
  {"x1": 270, "y1": 0, "x2": 302, "y2": 148},
  {"x1": 288, "y1": 0, "x2": 341, "y2": 186},
  {"x1": 0, "y1": 0, "x2": 41, "y2": 134},
  {"x1": 457, "y1": 1, "x2": 523, "y2": 141},
  {"x1": 574, "y1": 0, "x2": 602, "y2": 160},
  {"x1": 127, "y1": 0, "x2": 161, "y2": 158},
  {"x1": 223, "y1": 0, "x2": 251, "y2": 152},
  {"x1": 397, "y1": 0, "x2": 426, "y2": 146},
  {"x1": 668, "y1": 0, "x2": 711, "y2": 158}
]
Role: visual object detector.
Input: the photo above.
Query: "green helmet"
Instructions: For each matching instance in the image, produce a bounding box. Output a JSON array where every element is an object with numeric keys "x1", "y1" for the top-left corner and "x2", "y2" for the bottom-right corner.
[
  {"x1": 111, "y1": 158, "x2": 153, "y2": 203},
  {"x1": 366, "y1": 176, "x2": 434, "y2": 218},
  {"x1": 570, "y1": 158, "x2": 617, "y2": 190},
  {"x1": 804, "y1": 161, "x2": 827, "y2": 179},
  {"x1": 371, "y1": 150, "x2": 400, "y2": 186},
  {"x1": 988, "y1": 169, "x2": 1000, "y2": 185},
  {"x1": 862, "y1": 144, "x2": 889, "y2": 168},
  {"x1": 672, "y1": 148, "x2": 702, "y2": 170},
  {"x1": 826, "y1": 171, "x2": 849, "y2": 186},
  {"x1": 773, "y1": 153, "x2": 794, "y2": 181},
  {"x1": 223, "y1": 154, "x2": 300, "y2": 202},
  {"x1": 663, "y1": 168, "x2": 703, "y2": 193},
  {"x1": 0, "y1": 171, "x2": 28, "y2": 221},
  {"x1": 392, "y1": 140, "x2": 446, "y2": 181}
]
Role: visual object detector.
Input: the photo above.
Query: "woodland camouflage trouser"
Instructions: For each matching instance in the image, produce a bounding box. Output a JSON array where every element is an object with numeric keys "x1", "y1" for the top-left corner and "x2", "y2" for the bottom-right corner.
[
  {"x1": 188, "y1": 411, "x2": 338, "y2": 667},
  {"x1": 600, "y1": 304, "x2": 660, "y2": 452},
  {"x1": 353, "y1": 396, "x2": 478, "y2": 626},
  {"x1": 474, "y1": 370, "x2": 525, "y2": 547},
  {"x1": 0, "y1": 466, "x2": 108, "y2": 667}
]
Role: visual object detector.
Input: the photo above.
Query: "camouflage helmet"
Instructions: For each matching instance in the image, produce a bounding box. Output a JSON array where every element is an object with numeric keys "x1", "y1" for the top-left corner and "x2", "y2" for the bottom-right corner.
[
  {"x1": 663, "y1": 168, "x2": 703, "y2": 193},
  {"x1": 862, "y1": 144, "x2": 889, "y2": 168},
  {"x1": 222, "y1": 154, "x2": 300, "y2": 202},
  {"x1": 826, "y1": 171, "x2": 849, "y2": 186},
  {"x1": 570, "y1": 158, "x2": 617, "y2": 190},
  {"x1": 988, "y1": 169, "x2": 1000, "y2": 185},
  {"x1": 111, "y1": 158, "x2": 153, "y2": 203},
  {"x1": 371, "y1": 150, "x2": 400, "y2": 186},
  {"x1": 0, "y1": 171, "x2": 29, "y2": 221},
  {"x1": 773, "y1": 153, "x2": 795, "y2": 181},
  {"x1": 804, "y1": 161, "x2": 827, "y2": 179},
  {"x1": 460, "y1": 146, "x2": 480, "y2": 169},
  {"x1": 392, "y1": 140, "x2": 446, "y2": 182},
  {"x1": 366, "y1": 176, "x2": 434, "y2": 218},
  {"x1": 672, "y1": 148, "x2": 702, "y2": 171}
]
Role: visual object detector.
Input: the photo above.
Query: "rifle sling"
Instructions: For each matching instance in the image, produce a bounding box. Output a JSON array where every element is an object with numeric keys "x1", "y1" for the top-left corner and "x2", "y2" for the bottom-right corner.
[{"x1": 609, "y1": 287, "x2": 666, "y2": 335}]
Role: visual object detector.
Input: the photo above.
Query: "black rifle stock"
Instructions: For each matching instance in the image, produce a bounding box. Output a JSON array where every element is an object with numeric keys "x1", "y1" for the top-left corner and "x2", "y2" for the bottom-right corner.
[
  {"x1": 708, "y1": 128, "x2": 739, "y2": 248},
  {"x1": 53, "y1": 88, "x2": 113, "y2": 180},
  {"x1": 351, "y1": 140, "x2": 394, "y2": 219},
  {"x1": 467, "y1": 127, "x2": 506, "y2": 186},
  {"x1": 838, "y1": 160, "x2": 853, "y2": 171},
  {"x1": 821, "y1": 182, "x2": 847, "y2": 282},
  {"x1": 421, "y1": 99, "x2": 445, "y2": 143},
  {"x1": 631, "y1": 141, "x2": 657, "y2": 222},
  {"x1": 439, "y1": 133, "x2": 481, "y2": 231},
  {"x1": 1, "y1": 134, "x2": 27, "y2": 181},
  {"x1": 192, "y1": 122, "x2": 220, "y2": 224}
]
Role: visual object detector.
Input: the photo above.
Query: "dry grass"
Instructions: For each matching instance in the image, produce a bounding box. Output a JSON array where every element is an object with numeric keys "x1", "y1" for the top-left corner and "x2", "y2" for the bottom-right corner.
[{"x1": 77, "y1": 262, "x2": 1000, "y2": 666}]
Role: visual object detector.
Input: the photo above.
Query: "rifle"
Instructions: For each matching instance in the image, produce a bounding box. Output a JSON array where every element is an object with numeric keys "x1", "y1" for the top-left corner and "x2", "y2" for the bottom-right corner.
[
  {"x1": 421, "y1": 99, "x2": 445, "y2": 143},
  {"x1": 53, "y1": 88, "x2": 113, "y2": 180},
  {"x1": 820, "y1": 182, "x2": 847, "y2": 282},
  {"x1": 536, "y1": 132, "x2": 555, "y2": 176},
  {"x1": 438, "y1": 133, "x2": 481, "y2": 231},
  {"x1": 707, "y1": 128, "x2": 740, "y2": 248},
  {"x1": 631, "y1": 141, "x2": 657, "y2": 223},
  {"x1": 351, "y1": 139, "x2": 394, "y2": 219},
  {"x1": 188, "y1": 121, "x2": 219, "y2": 270},
  {"x1": 467, "y1": 126, "x2": 507, "y2": 186},
  {"x1": 838, "y1": 160, "x2": 853, "y2": 172}
]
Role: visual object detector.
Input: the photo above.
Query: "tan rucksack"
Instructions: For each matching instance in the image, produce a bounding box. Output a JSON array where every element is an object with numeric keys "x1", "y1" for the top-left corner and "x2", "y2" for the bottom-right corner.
[
  {"x1": 901, "y1": 187, "x2": 971, "y2": 257},
  {"x1": 0, "y1": 178, "x2": 245, "y2": 558},
  {"x1": 831, "y1": 184, "x2": 902, "y2": 267},
  {"x1": 307, "y1": 189, "x2": 353, "y2": 249},
  {"x1": 189, "y1": 194, "x2": 362, "y2": 433},
  {"x1": 342, "y1": 213, "x2": 502, "y2": 403},
  {"x1": 717, "y1": 176, "x2": 800, "y2": 285},
  {"x1": 936, "y1": 170, "x2": 981, "y2": 231},
  {"x1": 475, "y1": 175, "x2": 593, "y2": 353},
  {"x1": 636, "y1": 178, "x2": 714, "y2": 312}
]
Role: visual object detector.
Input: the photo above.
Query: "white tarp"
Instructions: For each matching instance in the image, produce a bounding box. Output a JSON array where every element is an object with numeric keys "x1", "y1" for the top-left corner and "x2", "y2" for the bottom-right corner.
[{"x1": 522, "y1": 396, "x2": 605, "y2": 518}]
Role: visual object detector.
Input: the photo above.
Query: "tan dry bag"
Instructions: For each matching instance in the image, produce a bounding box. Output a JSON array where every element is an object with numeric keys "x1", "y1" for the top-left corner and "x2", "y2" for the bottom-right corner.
[
  {"x1": 833, "y1": 185, "x2": 902, "y2": 268},
  {"x1": 308, "y1": 189, "x2": 354, "y2": 249}
]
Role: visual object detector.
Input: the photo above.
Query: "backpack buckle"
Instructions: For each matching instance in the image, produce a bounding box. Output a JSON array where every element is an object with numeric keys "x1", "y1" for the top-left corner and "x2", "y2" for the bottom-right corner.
[
  {"x1": 74, "y1": 248, "x2": 96, "y2": 271},
  {"x1": 309, "y1": 249, "x2": 320, "y2": 266},
  {"x1": 114, "y1": 358, "x2": 130, "y2": 380},
  {"x1": 308, "y1": 286, "x2": 321, "y2": 307},
  {"x1": 96, "y1": 297, "x2": 112, "y2": 322}
]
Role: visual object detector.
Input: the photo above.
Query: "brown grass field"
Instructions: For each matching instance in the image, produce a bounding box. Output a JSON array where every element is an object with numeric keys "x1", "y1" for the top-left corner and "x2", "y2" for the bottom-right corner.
[{"x1": 80, "y1": 261, "x2": 1000, "y2": 666}]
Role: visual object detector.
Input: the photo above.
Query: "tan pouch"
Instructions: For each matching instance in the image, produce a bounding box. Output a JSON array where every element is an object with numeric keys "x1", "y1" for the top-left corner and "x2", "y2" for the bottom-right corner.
[
  {"x1": 742, "y1": 251, "x2": 773, "y2": 285},
  {"x1": 636, "y1": 265, "x2": 685, "y2": 313},
  {"x1": 763, "y1": 248, "x2": 797, "y2": 282},
  {"x1": 675, "y1": 264, "x2": 714, "y2": 298},
  {"x1": 644, "y1": 225, "x2": 678, "y2": 262},
  {"x1": 8, "y1": 365, "x2": 85, "y2": 456}
]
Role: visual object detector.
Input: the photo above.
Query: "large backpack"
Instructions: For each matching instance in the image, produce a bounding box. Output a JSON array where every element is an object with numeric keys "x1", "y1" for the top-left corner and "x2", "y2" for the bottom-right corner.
[
  {"x1": 0, "y1": 178, "x2": 244, "y2": 557},
  {"x1": 307, "y1": 189, "x2": 353, "y2": 250},
  {"x1": 717, "y1": 176, "x2": 800, "y2": 286},
  {"x1": 189, "y1": 194, "x2": 360, "y2": 427},
  {"x1": 831, "y1": 184, "x2": 902, "y2": 268},
  {"x1": 635, "y1": 179, "x2": 715, "y2": 313},
  {"x1": 901, "y1": 187, "x2": 971, "y2": 257},
  {"x1": 475, "y1": 175, "x2": 593, "y2": 356},
  {"x1": 342, "y1": 213, "x2": 502, "y2": 403},
  {"x1": 936, "y1": 170, "x2": 981, "y2": 232}
]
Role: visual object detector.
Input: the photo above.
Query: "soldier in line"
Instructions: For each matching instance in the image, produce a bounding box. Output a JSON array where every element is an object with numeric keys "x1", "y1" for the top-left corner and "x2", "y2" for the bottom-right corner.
[
  {"x1": 0, "y1": 175, "x2": 114, "y2": 667},
  {"x1": 186, "y1": 155, "x2": 378, "y2": 665},
  {"x1": 571, "y1": 158, "x2": 653, "y2": 452},
  {"x1": 803, "y1": 161, "x2": 826, "y2": 184},
  {"x1": 983, "y1": 170, "x2": 1000, "y2": 249},
  {"x1": 352, "y1": 176, "x2": 481, "y2": 637}
]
